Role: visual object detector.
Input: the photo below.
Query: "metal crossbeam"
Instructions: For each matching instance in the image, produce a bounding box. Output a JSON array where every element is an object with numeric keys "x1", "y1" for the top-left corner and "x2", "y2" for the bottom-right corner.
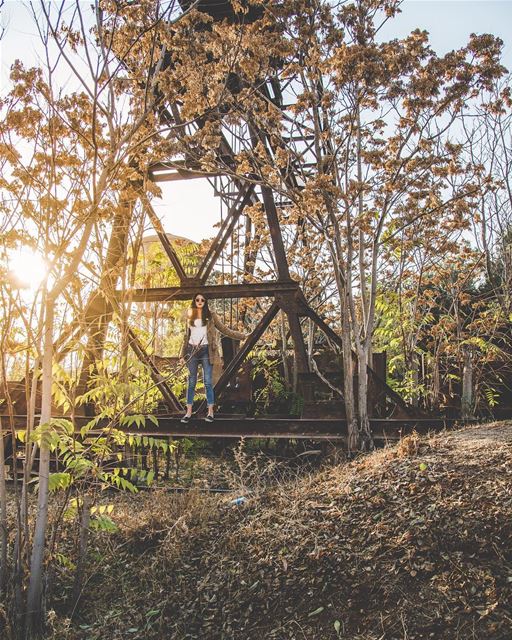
[
  {"x1": 114, "y1": 281, "x2": 300, "y2": 302},
  {"x1": 148, "y1": 160, "x2": 219, "y2": 182},
  {"x1": 126, "y1": 327, "x2": 183, "y2": 412},
  {"x1": 299, "y1": 301, "x2": 414, "y2": 414},
  {"x1": 197, "y1": 184, "x2": 255, "y2": 282},
  {"x1": 4, "y1": 414, "x2": 460, "y2": 440},
  {"x1": 141, "y1": 195, "x2": 189, "y2": 282},
  {"x1": 197, "y1": 302, "x2": 280, "y2": 412}
]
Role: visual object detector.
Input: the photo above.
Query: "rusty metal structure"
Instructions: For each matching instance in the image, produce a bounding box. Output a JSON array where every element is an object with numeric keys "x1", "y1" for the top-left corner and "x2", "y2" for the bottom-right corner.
[
  {"x1": 93, "y1": 0, "x2": 418, "y2": 441},
  {"x1": 2, "y1": 0, "x2": 426, "y2": 446}
]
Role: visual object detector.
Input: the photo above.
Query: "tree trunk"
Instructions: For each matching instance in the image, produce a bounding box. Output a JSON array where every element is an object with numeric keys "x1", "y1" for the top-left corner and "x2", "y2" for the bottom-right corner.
[
  {"x1": 0, "y1": 416, "x2": 7, "y2": 593},
  {"x1": 78, "y1": 200, "x2": 133, "y2": 395},
  {"x1": 409, "y1": 352, "x2": 420, "y2": 407},
  {"x1": 461, "y1": 346, "x2": 474, "y2": 420},
  {"x1": 341, "y1": 292, "x2": 358, "y2": 452},
  {"x1": 356, "y1": 345, "x2": 373, "y2": 451},
  {"x1": 21, "y1": 356, "x2": 42, "y2": 565},
  {"x1": 71, "y1": 493, "x2": 92, "y2": 611},
  {"x1": 431, "y1": 353, "x2": 441, "y2": 411},
  {"x1": 307, "y1": 318, "x2": 314, "y2": 363},
  {"x1": 26, "y1": 298, "x2": 55, "y2": 636}
]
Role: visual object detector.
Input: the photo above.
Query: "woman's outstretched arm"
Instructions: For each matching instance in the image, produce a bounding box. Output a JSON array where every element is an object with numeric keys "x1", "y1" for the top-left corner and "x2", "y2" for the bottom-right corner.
[{"x1": 212, "y1": 312, "x2": 247, "y2": 341}]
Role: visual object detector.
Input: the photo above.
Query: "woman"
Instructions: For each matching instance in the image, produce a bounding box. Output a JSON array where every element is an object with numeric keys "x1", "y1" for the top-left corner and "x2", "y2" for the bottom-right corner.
[{"x1": 179, "y1": 293, "x2": 246, "y2": 423}]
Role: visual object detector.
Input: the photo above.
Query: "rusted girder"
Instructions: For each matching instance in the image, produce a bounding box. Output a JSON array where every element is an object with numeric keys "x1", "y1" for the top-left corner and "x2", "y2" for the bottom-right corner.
[
  {"x1": 125, "y1": 327, "x2": 183, "y2": 412},
  {"x1": 141, "y1": 195, "x2": 189, "y2": 283},
  {"x1": 114, "y1": 281, "x2": 300, "y2": 302},
  {"x1": 197, "y1": 184, "x2": 255, "y2": 282},
  {"x1": 4, "y1": 414, "x2": 461, "y2": 441},
  {"x1": 197, "y1": 302, "x2": 280, "y2": 412},
  {"x1": 148, "y1": 161, "x2": 220, "y2": 182}
]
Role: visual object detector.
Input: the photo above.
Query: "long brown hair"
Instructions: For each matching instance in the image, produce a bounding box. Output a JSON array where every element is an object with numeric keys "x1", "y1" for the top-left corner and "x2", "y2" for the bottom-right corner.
[{"x1": 187, "y1": 293, "x2": 211, "y2": 327}]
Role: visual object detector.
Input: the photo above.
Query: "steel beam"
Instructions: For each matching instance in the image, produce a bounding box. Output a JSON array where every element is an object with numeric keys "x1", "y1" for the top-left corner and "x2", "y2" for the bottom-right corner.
[
  {"x1": 197, "y1": 184, "x2": 254, "y2": 282},
  {"x1": 5, "y1": 414, "x2": 461, "y2": 441},
  {"x1": 299, "y1": 301, "x2": 414, "y2": 414},
  {"x1": 198, "y1": 302, "x2": 280, "y2": 411},
  {"x1": 148, "y1": 162, "x2": 220, "y2": 182},
  {"x1": 126, "y1": 327, "x2": 183, "y2": 412},
  {"x1": 141, "y1": 195, "x2": 189, "y2": 283},
  {"x1": 114, "y1": 281, "x2": 300, "y2": 302}
]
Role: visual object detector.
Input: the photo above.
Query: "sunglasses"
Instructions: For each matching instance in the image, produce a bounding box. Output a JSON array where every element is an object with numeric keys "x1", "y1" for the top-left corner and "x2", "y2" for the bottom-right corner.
[{"x1": 195, "y1": 297, "x2": 205, "y2": 303}]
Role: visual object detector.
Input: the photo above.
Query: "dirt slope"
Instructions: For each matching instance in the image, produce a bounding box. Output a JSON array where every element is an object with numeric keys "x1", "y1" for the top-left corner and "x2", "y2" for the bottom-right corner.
[{"x1": 62, "y1": 422, "x2": 512, "y2": 640}]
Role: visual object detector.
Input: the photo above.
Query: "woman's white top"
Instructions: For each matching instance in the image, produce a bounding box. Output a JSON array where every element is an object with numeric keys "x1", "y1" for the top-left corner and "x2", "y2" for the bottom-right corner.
[{"x1": 189, "y1": 319, "x2": 208, "y2": 346}]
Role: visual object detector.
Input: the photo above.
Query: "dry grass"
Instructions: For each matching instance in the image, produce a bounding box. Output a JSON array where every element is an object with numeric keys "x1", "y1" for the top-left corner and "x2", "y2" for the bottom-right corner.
[{"x1": 20, "y1": 422, "x2": 512, "y2": 639}]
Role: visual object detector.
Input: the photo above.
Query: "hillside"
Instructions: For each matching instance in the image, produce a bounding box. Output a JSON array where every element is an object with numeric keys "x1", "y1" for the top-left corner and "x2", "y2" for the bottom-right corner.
[{"x1": 51, "y1": 423, "x2": 512, "y2": 640}]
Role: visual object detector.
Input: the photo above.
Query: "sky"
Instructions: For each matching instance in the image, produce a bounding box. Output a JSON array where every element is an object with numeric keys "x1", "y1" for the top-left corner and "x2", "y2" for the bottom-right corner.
[
  {"x1": 1, "y1": 0, "x2": 512, "y2": 242},
  {"x1": 161, "y1": 0, "x2": 512, "y2": 242},
  {"x1": 381, "y1": 0, "x2": 512, "y2": 65}
]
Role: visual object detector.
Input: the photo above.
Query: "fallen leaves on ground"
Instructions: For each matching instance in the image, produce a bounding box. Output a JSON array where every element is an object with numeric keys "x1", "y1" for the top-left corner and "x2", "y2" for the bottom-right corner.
[{"x1": 52, "y1": 422, "x2": 512, "y2": 640}]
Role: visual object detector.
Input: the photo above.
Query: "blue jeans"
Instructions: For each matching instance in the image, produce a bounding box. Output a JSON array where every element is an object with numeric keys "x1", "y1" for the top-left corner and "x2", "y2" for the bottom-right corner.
[{"x1": 185, "y1": 344, "x2": 214, "y2": 406}]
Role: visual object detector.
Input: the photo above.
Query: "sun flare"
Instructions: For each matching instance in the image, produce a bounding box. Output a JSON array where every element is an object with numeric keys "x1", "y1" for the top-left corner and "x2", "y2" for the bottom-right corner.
[{"x1": 9, "y1": 247, "x2": 48, "y2": 289}]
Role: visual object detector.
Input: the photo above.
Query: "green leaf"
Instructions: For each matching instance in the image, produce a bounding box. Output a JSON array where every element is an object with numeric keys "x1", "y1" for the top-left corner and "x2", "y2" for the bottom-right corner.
[
  {"x1": 51, "y1": 418, "x2": 74, "y2": 435},
  {"x1": 55, "y1": 553, "x2": 76, "y2": 570},
  {"x1": 146, "y1": 609, "x2": 160, "y2": 617},
  {"x1": 63, "y1": 504, "x2": 78, "y2": 521},
  {"x1": 90, "y1": 514, "x2": 118, "y2": 533},
  {"x1": 48, "y1": 472, "x2": 72, "y2": 492},
  {"x1": 334, "y1": 620, "x2": 341, "y2": 634},
  {"x1": 308, "y1": 607, "x2": 324, "y2": 617},
  {"x1": 120, "y1": 477, "x2": 138, "y2": 493}
]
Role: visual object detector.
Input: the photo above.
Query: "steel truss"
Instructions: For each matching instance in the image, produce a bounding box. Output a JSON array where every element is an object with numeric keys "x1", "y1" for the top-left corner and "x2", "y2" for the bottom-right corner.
[{"x1": 61, "y1": 0, "x2": 416, "y2": 433}]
